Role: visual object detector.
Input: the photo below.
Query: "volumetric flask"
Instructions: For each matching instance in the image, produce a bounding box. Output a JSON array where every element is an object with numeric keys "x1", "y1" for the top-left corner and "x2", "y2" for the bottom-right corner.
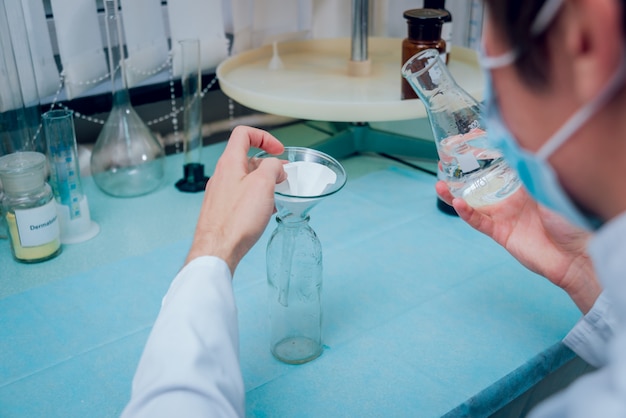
[
  {"x1": 90, "y1": 0, "x2": 165, "y2": 197},
  {"x1": 402, "y1": 49, "x2": 520, "y2": 207}
]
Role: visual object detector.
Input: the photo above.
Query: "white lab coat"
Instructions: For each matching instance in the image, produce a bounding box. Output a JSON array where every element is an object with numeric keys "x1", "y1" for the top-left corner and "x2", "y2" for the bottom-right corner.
[
  {"x1": 122, "y1": 216, "x2": 626, "y2": 417},
  {"x1": 530, "y1": 212, "x2": 626, "y2": 417},
  {"x1": 121, "y1": 256, "x2": 244, "y2": 418}
]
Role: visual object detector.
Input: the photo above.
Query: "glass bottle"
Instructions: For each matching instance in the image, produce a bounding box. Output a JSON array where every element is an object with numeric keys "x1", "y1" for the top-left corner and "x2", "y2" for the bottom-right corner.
[
  {"x1": 90, "y1": 0, "x2": 165, "y2": 197},
  {"x1": 423, "y1": 0, "x2": 453, "y2": 63},
  {"x1": 0, "y1": 151, "x2": 61, "y2": 262},
  {"x1": 402, "y1": 49, "x2": 521, "y2": 207},
  {"x1": 401, "y1": 8, "x2": 448, "y2": 100},
  {"x1": 255, "y1": 147, "x2": 347, "y2": 365},
  {"x1": 267, "y1": 215, "x2": 323, "y2": 364}
]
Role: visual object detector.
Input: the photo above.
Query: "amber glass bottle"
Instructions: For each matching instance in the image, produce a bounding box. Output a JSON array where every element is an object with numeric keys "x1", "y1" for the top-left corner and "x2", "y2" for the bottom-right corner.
[{"x1": 401, "y1": 8, "x2": 448, "y2": 100}]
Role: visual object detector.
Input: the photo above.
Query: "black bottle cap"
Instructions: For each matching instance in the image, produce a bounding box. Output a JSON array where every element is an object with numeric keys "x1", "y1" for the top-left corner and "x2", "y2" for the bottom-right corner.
[
  {"x1": 403, "y1": 9, "x2": 447, "y2": 41},
  {"x1": 423, "y1": 0, "x2": 452, "y2": 22}
]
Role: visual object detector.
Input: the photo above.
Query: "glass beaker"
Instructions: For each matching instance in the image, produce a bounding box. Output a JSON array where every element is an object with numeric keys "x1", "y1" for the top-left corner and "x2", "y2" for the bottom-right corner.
[
  {"x1": 43, "y1": 109, "x2": 99, "y2": 243},
  {"x1": 90, "y1": 0, "x2": 165, "y2": 197},
  {"x1": 253, "y1": 147, "x2": 347, "y2": 364},
  {"x1": 402, "y1": 48, "x2": 520, "y2": 207}
]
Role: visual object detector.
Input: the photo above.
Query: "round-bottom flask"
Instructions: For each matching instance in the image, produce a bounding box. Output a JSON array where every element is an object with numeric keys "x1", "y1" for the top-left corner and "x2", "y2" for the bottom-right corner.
[{"x1": 267, "y1": 215, "x2": 323, "y2": 364}]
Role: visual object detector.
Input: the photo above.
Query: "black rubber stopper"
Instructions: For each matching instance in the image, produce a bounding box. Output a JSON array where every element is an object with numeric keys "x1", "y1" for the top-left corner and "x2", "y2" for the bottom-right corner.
[{"x1": 175, "y1": 163, "x2": 209, "y2": 193}]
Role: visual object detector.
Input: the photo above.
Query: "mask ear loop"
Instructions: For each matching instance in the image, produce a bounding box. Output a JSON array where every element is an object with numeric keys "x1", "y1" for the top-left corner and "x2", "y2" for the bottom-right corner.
[
  {"x1": 481, "y1": 0, "x2": 565, "y2": 70},
  {"x1": 531, "y1": 0, "x2": 566, "y2": 35},
  {"x1": 479, "y1": 49, "x2": 518, "y2": 70},
  {"x1": 479, "y1": 17, "x2": 518, "y2": 71},
  {"x1": 536, "y1": 54, "x2": 626, "y2": 160}
]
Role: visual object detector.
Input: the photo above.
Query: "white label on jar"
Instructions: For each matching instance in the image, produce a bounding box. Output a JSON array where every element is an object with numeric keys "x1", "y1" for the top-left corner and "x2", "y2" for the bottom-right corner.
[{"x1": 14, "y1": 200, "x2": 60, "y2": 247}]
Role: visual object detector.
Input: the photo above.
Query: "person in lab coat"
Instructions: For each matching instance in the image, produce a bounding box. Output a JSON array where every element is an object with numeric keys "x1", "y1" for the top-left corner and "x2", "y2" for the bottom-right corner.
[
  {"x1": 436, "y1": 0, "x2": 626, "y2": 416},
  {"x1": 121, "y1": 126, "x2": 287, "y2": 417},
  {"x1": 122, "y1": 0, "x2": 626, "y2": 416}
]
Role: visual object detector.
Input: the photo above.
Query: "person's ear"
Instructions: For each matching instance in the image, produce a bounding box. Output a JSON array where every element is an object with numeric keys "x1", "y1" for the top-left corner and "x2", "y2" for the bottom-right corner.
[{"x1": 561, "y1": 0, "x2": 624, "y2": 102}]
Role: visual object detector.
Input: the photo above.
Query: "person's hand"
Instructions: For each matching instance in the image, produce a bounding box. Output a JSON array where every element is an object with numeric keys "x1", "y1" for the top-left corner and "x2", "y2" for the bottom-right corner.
[
  {"x1": 185, "y1": 126, "x2": 287, "y2": 274},
  {"x1": 436, "y1": 181, "x2": 601, "y2": 313}
]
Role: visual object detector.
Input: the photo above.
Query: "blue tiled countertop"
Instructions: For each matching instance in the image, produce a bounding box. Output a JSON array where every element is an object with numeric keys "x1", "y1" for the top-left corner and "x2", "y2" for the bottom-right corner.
[{"x1": 0, "y1": 125, "x2": 582, "y2": 417}]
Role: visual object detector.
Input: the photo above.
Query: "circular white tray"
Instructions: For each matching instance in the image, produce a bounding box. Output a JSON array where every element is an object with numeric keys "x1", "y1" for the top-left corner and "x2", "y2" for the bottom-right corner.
[{"x1": 217, "y1": 38, "x2": 483, "y2": 123}]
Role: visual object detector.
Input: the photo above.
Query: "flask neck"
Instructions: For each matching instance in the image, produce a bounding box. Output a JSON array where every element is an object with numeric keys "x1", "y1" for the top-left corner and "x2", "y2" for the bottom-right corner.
[
  {"x1": 104, "y1": 0, "x2": 129, "y2": 93},
  {"x1": 402, "y1": 49, "x2": 456, "y2": 104},
  {"x1": 112, "y1": 88, "x2": 131, "y2": 107},
  {"x1": 276, "y1": 215, "x2": 310, "y2": 226}
]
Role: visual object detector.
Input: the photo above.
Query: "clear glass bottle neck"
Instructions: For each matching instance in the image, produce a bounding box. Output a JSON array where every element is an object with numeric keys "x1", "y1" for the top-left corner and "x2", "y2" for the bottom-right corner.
[
  {"x1": 3, "y1": 183, "x2": 52, "y2": 208},
  {"x1": 104, "y1": 0, "x2": 129, "y2": 96},
  {"x1": 276, "y1": 215, "x2": 310, "y2": 226}
]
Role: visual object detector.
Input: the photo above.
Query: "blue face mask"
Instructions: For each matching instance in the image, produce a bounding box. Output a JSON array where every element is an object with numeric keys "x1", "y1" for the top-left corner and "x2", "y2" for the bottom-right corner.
[{"x1": 481, "y1": 0, "x2": 626, "y2": 230}]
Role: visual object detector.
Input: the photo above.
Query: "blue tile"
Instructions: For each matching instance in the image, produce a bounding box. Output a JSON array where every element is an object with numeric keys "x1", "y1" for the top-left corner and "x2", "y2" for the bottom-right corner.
[
  {"x1": 0, "y1": 330, "x2": 148, "y2": 418},
  {"x1": 245, "y1": 334, "x2": 461, "y2": 418},
  {"x1": 0, "y1": 240, "x2": 188, "y2": 387}
]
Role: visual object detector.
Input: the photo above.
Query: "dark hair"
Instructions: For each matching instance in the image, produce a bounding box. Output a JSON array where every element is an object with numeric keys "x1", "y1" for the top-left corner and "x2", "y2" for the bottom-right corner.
[{"x1": 482, "y1": 0, "x2": 626, "y2": 88}]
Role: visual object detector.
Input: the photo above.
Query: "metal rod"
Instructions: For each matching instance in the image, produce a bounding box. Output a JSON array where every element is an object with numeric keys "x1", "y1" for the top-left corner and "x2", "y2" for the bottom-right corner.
[{"x1": 351, "y1": 0, "x2": 369, "y2": 62}]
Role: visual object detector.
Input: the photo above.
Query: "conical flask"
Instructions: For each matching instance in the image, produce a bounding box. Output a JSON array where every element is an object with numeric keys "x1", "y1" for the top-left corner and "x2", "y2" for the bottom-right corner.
[
  {"x1": 402, "y1": 49, "x2": 520, "y2": 207},
  {"x1": 90, "y1": 0, "x2": 165, "y2": 197}
]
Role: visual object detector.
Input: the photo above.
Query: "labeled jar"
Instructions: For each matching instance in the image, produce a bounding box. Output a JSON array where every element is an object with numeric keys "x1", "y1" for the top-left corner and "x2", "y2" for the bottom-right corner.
[
  {"x1": 401, "y1": 8, "x2": 448, "y2": 100},
  {"x1": 0, "y1": 152, "x2": 61, "y2": 263}
]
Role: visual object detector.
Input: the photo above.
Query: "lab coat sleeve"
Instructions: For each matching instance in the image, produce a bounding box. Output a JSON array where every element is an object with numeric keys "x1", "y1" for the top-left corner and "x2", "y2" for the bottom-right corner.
[
  {"x1": 528, "y1": 333, "x2": 626, "y2": 418},
  {"x1": 121, "y1": 256, "x2": 244, "y2": 418},
  {"x1": 562, "y1": 291, "x2": 618, "y2": 367}
]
